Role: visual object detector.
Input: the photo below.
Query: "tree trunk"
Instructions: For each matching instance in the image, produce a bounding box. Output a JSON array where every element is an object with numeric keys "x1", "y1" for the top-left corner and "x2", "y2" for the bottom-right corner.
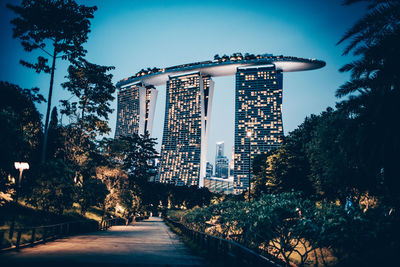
[
  {"x1": 313, "y1": 249, "x2": 319, "y2": 267},
  {"x1": 81, "y1": 99, "x2": 87, "y2": 123},
  {"x1": 41, "y1": 44, "x2": 58, "y2": 163}
]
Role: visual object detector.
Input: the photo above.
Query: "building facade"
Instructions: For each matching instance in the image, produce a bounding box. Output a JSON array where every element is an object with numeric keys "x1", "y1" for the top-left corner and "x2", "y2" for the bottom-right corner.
[
  {"x1": 115, "y1": 82, "x2": 158, "y2": 137},
  {"x1": 233, "y1": 65, "x2": 284, "y2": 194},
  {"x1": 214, "y1": 141, "x2": 229, "y2": 178},
  {"x1": 229, "y1": 146, "x2": 235, "y2": 177},
  {"x1": 204, "y1": 176, "x2": 233, "y2": 194},
  {"x1": 215, "y1": 156, "x2": 229, "y2": 178},
  {"x1": 216, "y1": 141, "x2": 224, "y2": 158},
  {"x1": 115, "y1": 53, "x2": 325, "y2": 193},
  {"x1": 157, "y1": 72, "x2": 214, "y2": 186},
  {"x1": 206, "y1": 162, "x2": 213, "y2": 178}
]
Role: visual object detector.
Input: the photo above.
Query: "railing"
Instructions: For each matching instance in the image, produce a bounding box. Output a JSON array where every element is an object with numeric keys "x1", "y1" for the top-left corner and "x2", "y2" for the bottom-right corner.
[
  {"x1": 0, "y1": 217, "x2": 125, "y2": 251},
  {"x1": 164, "y1": 217, "x2": 281, "y2": 267}
]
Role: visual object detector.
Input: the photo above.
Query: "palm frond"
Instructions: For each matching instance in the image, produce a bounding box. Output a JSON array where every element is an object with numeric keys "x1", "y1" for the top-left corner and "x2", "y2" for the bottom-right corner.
[
  {"x1": 336, "y1": 78, "x2": 371, "y2": 98},
  {"x1": 338, "y1": 1, "x2": 400, "y2": 55}
]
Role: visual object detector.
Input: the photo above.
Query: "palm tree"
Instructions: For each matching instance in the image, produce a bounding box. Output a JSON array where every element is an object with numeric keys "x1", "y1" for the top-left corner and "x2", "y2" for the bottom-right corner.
[{"x1": 337, "y1": 0, "x2": 400, "y2": 205}]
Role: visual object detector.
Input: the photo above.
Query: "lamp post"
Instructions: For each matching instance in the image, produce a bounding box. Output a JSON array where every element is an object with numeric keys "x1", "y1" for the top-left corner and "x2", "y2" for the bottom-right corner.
[
  {"x1": 246, "y1": 131, "x2": 252, "y2": 201},
  {"x1": 14, "y1": 162, "x2": 29, "y2": 203},
  {"x1": 9, "y1": 162, "x2": 29, "y2": 239}
]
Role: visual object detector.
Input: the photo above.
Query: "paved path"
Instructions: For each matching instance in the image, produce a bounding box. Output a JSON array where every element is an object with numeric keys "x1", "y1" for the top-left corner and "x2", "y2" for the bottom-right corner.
[{"x1": 0, "y1": 217, "x2": 209, "y2": 267}]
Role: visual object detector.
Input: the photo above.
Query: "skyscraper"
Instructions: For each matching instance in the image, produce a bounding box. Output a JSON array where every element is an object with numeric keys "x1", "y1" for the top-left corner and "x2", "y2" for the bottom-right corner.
[
  {"x1": 157, "y1": 72, "x2": 214, "y2": 186},
  {"x1": 206, "y1": 162, "x2": 213, "y2": 178},
  {"x1": 233, "y1": 65, "x2": 283, "y2": 194},
  {"x1": 215, "y1": 156, "x2": 229, "y2": 178},
  {"x1": 215, "y1": 141, "x2": 229, "y2": 178},
  {"x1": 115, "y1": 82, "x2": 158, "y2": 137},
  {"x1": 216, "y1": 141, "x2": 224, "y2": 158},
  {"x1": 116, "y1": 53, "x2": 325, "y2": 193}
]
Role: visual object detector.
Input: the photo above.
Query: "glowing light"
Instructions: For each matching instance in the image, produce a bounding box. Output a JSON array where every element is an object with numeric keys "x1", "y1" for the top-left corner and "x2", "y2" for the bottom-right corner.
[{"x1": 14, "y1": 162, "x2": 29, "y2": 171}]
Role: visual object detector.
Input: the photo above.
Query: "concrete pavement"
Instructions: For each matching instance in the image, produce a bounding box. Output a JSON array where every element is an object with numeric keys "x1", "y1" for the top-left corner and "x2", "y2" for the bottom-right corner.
[{"x1": 0, "y1": 217, "x2": 209, "y2": 266}]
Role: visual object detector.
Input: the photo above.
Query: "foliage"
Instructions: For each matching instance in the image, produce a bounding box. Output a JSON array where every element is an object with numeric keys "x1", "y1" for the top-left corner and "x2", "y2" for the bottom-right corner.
[
  {"x1": 76, "y1": 177, "x2": 108, "y2": 215},
  {"x1": 337, "y1": 0, "x2": 400, "y2": 206},
  {"x1": 7, "y1": 0, "x2": 97, "y2": 68},
  {"x1": 0, "y1": 82, "x2": 43, "y2": 196},
  {"x1": 179, "y1": 192, "x2": 400, "y2": 266},
  {"x1": 0, "y1": 202, "x2": 93, "y2": 230},
  {"x1": 26, "y1": 160, "x2": 75, "y2": 214},
  {"x1": 117, "y1": 133, "x2": 159, "y2": 183},
  {"x1": 61, "y1": 59, "x2": 116, "y2": 136},
  {"x1": 7, "y1": 0, "x2": 97, "y2": 161},
  {"x1": 252, "y1": 108, "x2": 365, "y2": 202}
]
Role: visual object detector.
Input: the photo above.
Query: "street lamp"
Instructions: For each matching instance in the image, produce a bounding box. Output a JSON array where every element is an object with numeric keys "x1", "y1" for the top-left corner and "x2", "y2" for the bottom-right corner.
[
  {"x1": 14, "y1": 162, "x2": 29, "y2": 203},
  {"x1": 246, "y1": 131, "x2": 252, "y2": 201},
  {"x1": 9, "y1": 162, "x2": 29, "y2": 239}
]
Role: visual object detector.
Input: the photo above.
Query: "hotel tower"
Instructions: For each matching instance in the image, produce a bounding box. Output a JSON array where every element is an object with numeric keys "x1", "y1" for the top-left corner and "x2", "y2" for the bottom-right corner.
[
  {"x1": 233, "y1": 65, "x2": 283, "y2": 194},
  {"x1": 115, "y1": 82, "x2": 158, "y2": 137},
  {"x1": 115, "y1": 53, "x2": 325, "y2": 193},
  {"x1": 156, "y1": 73, "x2": 214, "y2": 186}
]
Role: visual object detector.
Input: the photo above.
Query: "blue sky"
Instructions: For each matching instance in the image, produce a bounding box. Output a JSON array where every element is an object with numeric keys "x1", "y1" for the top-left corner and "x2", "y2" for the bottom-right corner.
[{"x1": 0, "y1": 0, "x2": 367, "y2": 163}]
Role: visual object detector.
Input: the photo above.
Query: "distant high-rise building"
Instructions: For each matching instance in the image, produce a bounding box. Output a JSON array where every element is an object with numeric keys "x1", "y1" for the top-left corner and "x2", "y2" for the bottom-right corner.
[
  {"x1": 157, "y1": 72, "x2": 214, "y2": 186},
  {"x1": 115, "y1": 82, "x2": 158, "y2": 137},
  {"x1": 206, "y1": 162, "x2": 213, "y2": 178},
  {"x1": 214, "y1": 141, "x2": 229, "y2": 178},
  {"x1": 233, "y1": 65, "x2": 283, "y2": 194},
  {"x1": 215, "y1": 156, "x2": 229, "y2": 178},
  {"x1": 216, "y1": 141, "x2": 224, "y2": 158}
]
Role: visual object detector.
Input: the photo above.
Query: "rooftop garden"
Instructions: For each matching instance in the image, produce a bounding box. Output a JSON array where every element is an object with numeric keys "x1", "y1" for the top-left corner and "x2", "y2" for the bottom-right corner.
[{"x1": 118, "y1": 53, "x2": 314, "y2": 83}]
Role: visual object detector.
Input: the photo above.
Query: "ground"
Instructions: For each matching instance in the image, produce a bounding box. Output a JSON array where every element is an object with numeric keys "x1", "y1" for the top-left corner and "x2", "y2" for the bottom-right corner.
[{"x1": 0, "y1": 217, "x2": 209, "y2": 267}]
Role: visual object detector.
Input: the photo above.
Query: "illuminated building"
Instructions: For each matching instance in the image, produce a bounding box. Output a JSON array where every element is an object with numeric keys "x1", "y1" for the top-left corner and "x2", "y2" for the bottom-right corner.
[
  {"x1": 204, "y1": 176, "x2": 233, "y2": 194},
  {"x1": 206, "y1": 162, "x2": 213, "y2": 178},
  {"x1": 216, "y1": 141, "x2": 224, "y2": 158},
  {"x1": 215, "y1": 156, "x2": 229, "y2": 178},
  {"x1": 115, "y1": 82, "x2": 158, "y2": 137},
  {"x1": 215, "y1": 141, "x2": 229, "y2": 178},
  {"x1": 229, "y1": 146, "x2": 235, "y2": 177},
  {"x1": 233, "y1": 65, "x2": 283, "y2": 194},
  {"x1": 156, "y1": 72, "x2": 214, "y2": 186},
  {"x1": 116, "y1": 53, "x2": 325, "y2": 191}
]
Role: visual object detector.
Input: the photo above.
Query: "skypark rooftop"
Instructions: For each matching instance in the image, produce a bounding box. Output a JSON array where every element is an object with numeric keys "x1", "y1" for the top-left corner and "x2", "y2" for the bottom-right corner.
[{"x1": 117, "y1": 53, "x2": 326, "y2": 87}]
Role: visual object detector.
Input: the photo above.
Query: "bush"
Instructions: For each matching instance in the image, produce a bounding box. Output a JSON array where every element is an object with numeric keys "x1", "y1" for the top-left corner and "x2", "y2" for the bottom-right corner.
[
  {"x1": 26, "y1": 160, "x2": 75, "y2": 214},
  {"x1": 180, "y1": 192, "x2": 400, "y2": 266}
]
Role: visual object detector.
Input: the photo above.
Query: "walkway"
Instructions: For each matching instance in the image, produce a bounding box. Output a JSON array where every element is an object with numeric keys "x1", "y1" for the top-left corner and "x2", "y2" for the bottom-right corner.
[{"x1": 0, "y1": 217, "x2": 209, "y2": 266}]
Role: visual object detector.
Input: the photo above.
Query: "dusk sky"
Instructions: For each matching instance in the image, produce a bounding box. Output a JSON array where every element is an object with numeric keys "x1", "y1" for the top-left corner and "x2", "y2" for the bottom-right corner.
[{"x1": 0, "y1": 0, "x2": 367, "y2": 162}]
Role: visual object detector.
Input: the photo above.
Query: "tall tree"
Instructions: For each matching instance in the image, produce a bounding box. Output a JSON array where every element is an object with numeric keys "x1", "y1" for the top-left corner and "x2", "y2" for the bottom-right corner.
[
  {"x1": 119, "y1": 133, "x2": 159, "y2": 186},
  {"x1": 7, "y1": 0, "x2": 97, "y2": 162},
  {"x1": 337, "y1": 0, "x2": 400, "y2": 205},
  {"x1": 61, "y1": 59, "x2": 115, "y2": 137}
]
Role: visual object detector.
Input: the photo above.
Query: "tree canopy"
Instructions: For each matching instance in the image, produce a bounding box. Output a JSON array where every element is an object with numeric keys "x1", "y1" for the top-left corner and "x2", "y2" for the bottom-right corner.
[{"x1": 7, "y1": 0, "x2": 98, "y2": 162}]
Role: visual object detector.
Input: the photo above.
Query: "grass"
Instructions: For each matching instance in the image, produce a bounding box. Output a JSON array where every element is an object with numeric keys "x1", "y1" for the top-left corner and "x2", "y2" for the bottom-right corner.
[
  {"x1": 0, "y1": 202, "x2": 117, "y2": 250},
  {"x1": 0, "y1": 203, "x2": 89, "y2": 230}
]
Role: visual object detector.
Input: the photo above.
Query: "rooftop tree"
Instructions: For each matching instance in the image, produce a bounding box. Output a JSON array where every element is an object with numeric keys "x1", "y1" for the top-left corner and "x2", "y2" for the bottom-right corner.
[{"x1": 7, "y1": 0, "x2": 97, "y2": 162}]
